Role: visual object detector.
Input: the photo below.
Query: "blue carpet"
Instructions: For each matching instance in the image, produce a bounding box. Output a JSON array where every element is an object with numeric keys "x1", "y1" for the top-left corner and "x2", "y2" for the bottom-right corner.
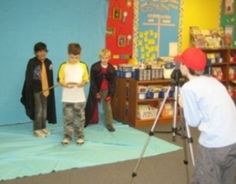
[{"x1": 0, "y1": 122, "x2": 181, "y2": 181}]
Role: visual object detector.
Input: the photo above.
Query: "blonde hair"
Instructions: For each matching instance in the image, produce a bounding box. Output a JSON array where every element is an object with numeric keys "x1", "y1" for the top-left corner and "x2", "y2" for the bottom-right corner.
[{"x1": 99, "y1": 48, "x2": 111, "y2": 58}]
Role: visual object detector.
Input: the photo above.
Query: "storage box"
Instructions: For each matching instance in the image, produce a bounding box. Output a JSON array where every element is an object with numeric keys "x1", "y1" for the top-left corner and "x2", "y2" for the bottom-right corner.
[{"x1": 137, "y1": 105, "x2": 158, "y2": 120}]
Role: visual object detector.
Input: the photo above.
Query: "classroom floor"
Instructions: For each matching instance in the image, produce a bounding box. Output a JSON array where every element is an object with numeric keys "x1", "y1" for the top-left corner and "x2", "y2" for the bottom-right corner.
[{"x1": 0, "y1": 124, "x2": 199, "y2": 184}]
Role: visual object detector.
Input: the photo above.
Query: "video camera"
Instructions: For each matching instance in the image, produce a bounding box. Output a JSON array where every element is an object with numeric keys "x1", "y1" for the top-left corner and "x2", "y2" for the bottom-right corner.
[{"x1": 164, "y1": 62, "x2": 186, "y2": 86}]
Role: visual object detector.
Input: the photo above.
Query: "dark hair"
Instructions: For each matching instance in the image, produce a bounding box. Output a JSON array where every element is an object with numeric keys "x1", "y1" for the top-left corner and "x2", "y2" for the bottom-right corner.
[
  {"x1": 68, "y1": 43, "x2": 81, "y2": 55},
  {"x1": 34, "y1": 42, "x2": 48, "y2": 53},
  {"x1": 188, "y1": 68, "x2": 204, "y2": 76}
]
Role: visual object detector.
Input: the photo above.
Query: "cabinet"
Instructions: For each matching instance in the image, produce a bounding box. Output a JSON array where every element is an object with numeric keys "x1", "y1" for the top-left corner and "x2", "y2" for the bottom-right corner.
[
  {"x1": 112, "y1": 78, "x2": 175, "y2": 127},
  {"x1": 203, "y1": 48, "x2": 236, "y2": 101}
]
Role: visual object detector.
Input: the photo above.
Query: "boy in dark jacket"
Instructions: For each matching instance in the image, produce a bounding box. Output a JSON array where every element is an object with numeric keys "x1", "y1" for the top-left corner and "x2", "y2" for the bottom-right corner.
[
  {"x1": 21, "y1": 42, "x2": 57, "y2": 138},
  {"x1": 85, "y1": 49, "x2": 116, "y2": 132}
]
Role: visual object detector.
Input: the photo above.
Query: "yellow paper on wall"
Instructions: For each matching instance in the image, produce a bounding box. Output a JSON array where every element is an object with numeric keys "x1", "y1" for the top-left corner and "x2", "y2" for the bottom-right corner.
[
  {"x1": 154, "y1": 33, "x2": 158, "y2": 38},
  {"x1": 140, "y1": 53, "x2": 145, "y2": 59},
  {"x1": 139, "y1": 32, "x2": 144, "y2": 36},
  {"x1": 148, "y1": 39, "x2": 155, "y2": 45},
  {"x1": 137, "y1": 40, "x2": 142, "y2": 46}
]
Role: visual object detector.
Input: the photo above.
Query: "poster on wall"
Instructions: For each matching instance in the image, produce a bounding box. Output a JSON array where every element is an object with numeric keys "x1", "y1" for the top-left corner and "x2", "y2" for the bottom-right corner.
[
  {"x1": 221, "y1": 0, "x2": 236, "y2": 47},
  {"x1": 136, "y1": 0, "x2": 180, "y2": 62},
  {"x1": 224, "y1": 0, "x2": 234, "y2": 15}
]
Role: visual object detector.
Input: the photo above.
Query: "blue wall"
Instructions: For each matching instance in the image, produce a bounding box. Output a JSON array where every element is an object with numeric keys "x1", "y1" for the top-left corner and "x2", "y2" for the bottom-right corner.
[{"x1": 0, "y1": 0, "x2": 108, "y2": 125}]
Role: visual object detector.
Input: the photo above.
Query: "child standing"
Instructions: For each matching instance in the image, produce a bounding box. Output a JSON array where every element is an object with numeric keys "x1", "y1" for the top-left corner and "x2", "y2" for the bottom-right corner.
[
  {"x1": 21, "y1": 42, "x2": 57, "y2": 138},
  {"x1": 85, "y1": 49, "x2": 116, "y2": 132},
  {"x1": 177, "y1": 47, "x2": 236, "y2": 184},
  {"x1": 58, "y1": 43, "x2": 89, "y2": 145}
]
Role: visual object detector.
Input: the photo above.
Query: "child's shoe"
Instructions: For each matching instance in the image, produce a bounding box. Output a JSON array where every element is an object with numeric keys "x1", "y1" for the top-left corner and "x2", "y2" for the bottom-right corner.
[
  {"x1": 42, "y1": 128, "x2": 51, "y2": 136},
  {"x1": 106, "y1": 125, "x2": 115, "y2": 132},
  {"x1": 34, "y1": 130, "x2": 46, "y2": 138},
  {"x1": 62, "y1": 137, "x2": 71, "y2": 145},
  {"x1": 76, "y1": 138, "x2": 84, "y2": 145}
]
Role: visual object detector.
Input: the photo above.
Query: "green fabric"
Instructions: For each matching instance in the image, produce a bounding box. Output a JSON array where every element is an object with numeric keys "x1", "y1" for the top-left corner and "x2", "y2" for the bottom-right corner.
[{"x1": 0, "y1": 123, "x2": 181, "y2": 181}]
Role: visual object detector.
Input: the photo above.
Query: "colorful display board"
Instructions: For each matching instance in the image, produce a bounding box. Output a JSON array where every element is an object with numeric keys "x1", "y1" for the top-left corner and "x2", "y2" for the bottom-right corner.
[
  {"x1": 221, "y1": 0, "x2": 236, "y2": 47},
  {"x1": 135, "y1": 0, "x2": 180, "y2": 61}
]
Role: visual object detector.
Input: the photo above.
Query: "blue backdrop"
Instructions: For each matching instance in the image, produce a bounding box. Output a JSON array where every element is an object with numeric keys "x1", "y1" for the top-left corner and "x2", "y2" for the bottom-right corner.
[{"x1": 0, "y1": 0, "x2": 108, "y2": 125}]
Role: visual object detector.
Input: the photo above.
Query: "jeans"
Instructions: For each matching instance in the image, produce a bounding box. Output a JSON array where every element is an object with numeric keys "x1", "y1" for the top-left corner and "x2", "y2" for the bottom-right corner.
[
  {"x1": 33, "y1": 92, "x2": 47, "y2": 131},
  {"x1": 192, "y1": 143, "x2": 236, "y2": 184}
]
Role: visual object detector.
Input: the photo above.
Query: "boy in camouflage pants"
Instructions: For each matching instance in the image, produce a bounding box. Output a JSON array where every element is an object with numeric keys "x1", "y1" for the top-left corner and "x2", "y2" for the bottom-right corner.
[{"x1": 58, "y1": 43, "x2": 89, "y2": 145}]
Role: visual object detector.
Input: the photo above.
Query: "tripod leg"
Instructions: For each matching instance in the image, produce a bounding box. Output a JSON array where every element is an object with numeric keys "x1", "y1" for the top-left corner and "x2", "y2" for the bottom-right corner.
[
  {"x1": 180, "y1": 117, "x2": 191, "y2": 184},
  {"x1": 172, "y1": 86, "x2": 178, "y2": 141},
  {"x1": 185, "y1": 123, "x2": 195, "y2": 166},
  {"x1": 130, "y1": 87, "x2": 172, "y2": 184},
  {"x1": 179, "y1": 108, "x2": 196, "y2": 166}
]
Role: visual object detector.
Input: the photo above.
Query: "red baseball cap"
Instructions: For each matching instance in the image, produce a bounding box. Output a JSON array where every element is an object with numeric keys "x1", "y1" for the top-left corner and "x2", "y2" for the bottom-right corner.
[{"x1": 174, "y1": 47, "x2": 206, "y2": 71}]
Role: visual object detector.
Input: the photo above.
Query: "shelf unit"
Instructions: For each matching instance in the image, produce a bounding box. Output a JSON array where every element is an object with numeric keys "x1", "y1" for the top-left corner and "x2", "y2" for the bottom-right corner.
[
  {"x1": 203, "y1": 48, "x2": 236, "y2": 101},
  {"x1": 112, "y1": 78, "x2": 175, "y2": 127}
]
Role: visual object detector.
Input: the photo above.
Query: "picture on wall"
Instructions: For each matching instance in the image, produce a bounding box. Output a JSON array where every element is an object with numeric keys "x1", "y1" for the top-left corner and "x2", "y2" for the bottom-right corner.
[
  {"x1": 118, "y1": 35, "x2": 127, "y2": 47},
  {"x1": 224, "y1": 0, "x2": 234, "y2": 15},
  {"x1": 113, "y1": 8, "x2": 122, "y2": 20},
  {"x1": 106, "y1": 27, "x2": 115, "y2": 36},
  {"x1": 225, "y1": 25, "x2": 234, "y2": 46}
]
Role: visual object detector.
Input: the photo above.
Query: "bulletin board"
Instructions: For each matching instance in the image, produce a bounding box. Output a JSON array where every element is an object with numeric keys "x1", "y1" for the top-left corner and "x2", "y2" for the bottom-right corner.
[
  {"x1": 134, "y1": 0, "x2": 180, "y2": 61},
  {"x1": 221, "y1": 0, "x2": 236, "y2": 47}
]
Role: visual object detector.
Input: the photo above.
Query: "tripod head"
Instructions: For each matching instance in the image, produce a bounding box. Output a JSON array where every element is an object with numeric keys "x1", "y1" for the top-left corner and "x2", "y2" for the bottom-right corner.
[
  {"x1": 171, "y1": 68, "x2": 182, "y2": 86},
  {"x1": 165, "y1": 62, "x2": 186, "y2": 86}
]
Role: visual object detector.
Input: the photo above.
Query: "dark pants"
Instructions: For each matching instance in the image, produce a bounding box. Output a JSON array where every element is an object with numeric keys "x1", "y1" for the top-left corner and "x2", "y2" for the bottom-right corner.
[
  {"x1": 100, "y1": 90, "x2": 113, "y2": 126},
  {"x1": 192, "y1": 143, "x2": 236, "y2": 184},
  {"x1": 33, "y1": 93, "x2": 47, "y2": 131}
]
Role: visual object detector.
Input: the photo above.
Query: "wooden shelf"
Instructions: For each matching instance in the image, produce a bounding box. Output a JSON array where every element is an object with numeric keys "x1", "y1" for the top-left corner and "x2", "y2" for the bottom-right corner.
[
  {"x1": 211, "y1": 62, "x2": 227, "y2": 66},
  {"x1": 202, "y1": 48, "x2": 228, "y2": 52},
  {"x1": 203, "y1": 48, "x2": 236, "y2": 100},
  {"x1": 137, "y1": 79, "x2": 171, "y2": 85},
  {"x1": 229, "y1": 81, "x2": 236, "y2": 85},
  {"x1": 137, "y1": 97, "x2": 174, "y2": 103},
  {"x1": 137, "y1": 98, "x2": 159, "y2": 103}
]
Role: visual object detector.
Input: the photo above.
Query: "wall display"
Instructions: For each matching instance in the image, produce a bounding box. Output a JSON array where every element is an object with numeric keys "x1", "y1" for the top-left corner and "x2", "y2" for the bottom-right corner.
[
  {"x1": 134, "y1": 0, "x2": 180, "y2": 61},
  {"x1": 221, "y1": 0, "x2": 236, "y2": 47},
  {"x1": 190, "y1": 26, "x2": 224, "y2": 48},
  {"x1": 106, "y1": 0, "x2": 134, "y2": 65}
]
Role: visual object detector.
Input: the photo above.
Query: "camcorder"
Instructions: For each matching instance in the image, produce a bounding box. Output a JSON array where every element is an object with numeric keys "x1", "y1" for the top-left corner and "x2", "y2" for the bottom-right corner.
[{"x1": 164, "y1": 62, "x2": 187, "y2": 86}]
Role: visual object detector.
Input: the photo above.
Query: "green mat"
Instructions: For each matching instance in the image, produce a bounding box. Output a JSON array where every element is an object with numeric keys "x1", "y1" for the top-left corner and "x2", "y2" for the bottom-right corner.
[{"x1": 0, "y1": 122, "x2": 181, "y2": 181}]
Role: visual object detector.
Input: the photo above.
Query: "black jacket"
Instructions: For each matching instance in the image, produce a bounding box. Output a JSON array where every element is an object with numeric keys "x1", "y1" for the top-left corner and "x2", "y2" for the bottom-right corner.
[
  {"x1": 20, "y1": 57, "x2": 57, "y2": 124},
  {"x1": 85, "y1": 61, "x2": 116, "y2": 125}
]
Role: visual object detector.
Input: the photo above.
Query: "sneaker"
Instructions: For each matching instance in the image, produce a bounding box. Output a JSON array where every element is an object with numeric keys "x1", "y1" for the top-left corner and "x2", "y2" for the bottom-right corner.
[
  {"x1": 106, "y1": 125, "x2": 115, "y2": 132},
  {"x1": 34, "y1": 130, "x2": 46, "y2": 138},
  {"x1": 42, "y1": 128, "x2": 51, "y2": 136},
  {"x1": 76, "y1": 138, "x2": 85, "y2": 145},
  {"x1": 61, "y1": 137, "x2": 71, "y2": 145}
]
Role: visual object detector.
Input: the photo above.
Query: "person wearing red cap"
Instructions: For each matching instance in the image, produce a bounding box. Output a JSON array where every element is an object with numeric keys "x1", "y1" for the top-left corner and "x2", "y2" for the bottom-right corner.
[{"x1": 177, "y1": 47, "x2": 236, "y2": 184}]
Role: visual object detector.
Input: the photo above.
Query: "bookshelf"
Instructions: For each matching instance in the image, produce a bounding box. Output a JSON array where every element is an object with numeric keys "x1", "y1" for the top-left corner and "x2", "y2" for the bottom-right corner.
[
  {"x1": 203, "y1": 48, "x2": 236, "y2": 101},
  {"x1": 112, "y1": 78, "x2": 175, "y2": 128}
]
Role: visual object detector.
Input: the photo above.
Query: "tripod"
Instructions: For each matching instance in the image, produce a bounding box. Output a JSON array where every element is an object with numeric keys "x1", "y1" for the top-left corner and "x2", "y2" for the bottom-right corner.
[{"x1": 129, "y1": 83, "x2": 195, "y2": 184}]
